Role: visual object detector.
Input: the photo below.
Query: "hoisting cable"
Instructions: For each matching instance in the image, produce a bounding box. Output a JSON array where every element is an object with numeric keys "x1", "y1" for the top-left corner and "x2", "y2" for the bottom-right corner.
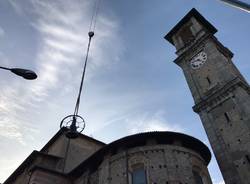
[{"x1": 60, "y1": 0, "x2": 102, "y2": 139}]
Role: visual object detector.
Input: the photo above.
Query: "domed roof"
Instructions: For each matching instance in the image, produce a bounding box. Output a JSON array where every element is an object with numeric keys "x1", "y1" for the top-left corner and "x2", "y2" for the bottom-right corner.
[{"x1": 70, "y1": 131, "x2": 211, "y2": 178}]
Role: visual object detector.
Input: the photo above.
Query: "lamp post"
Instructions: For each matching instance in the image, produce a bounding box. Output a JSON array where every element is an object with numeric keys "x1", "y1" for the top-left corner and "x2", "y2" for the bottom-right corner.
[{"x1": 0, "y1": 66, "x2": 37, "y2": 80}]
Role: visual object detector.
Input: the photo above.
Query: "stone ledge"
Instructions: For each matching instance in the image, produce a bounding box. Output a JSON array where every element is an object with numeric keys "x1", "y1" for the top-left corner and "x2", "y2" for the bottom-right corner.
[{"x1": 193, "y1": 77, "x2": 249, "y2": 113}]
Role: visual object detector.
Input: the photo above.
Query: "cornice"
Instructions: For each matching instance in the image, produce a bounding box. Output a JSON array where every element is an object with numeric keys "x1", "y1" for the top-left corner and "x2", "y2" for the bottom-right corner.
[
  {"x1": 193, "y1": 77, "x2": 250, "y2": 113},
  {"x1": 173, "y1": 33, "x2": 212, "y2": 66},
  {"x1": 173, "y1": 34, "x2": 234, "y2": 66}
]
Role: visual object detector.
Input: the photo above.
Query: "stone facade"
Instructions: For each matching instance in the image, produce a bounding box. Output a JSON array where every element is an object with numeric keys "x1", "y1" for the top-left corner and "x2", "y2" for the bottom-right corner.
[
  {"x1": 3, "y1": 130, "x2": 212, "y2": 184},
  {"x1": 4, "y1": 128, "x2": 105, "y2": 184},
  {"x1": 73, "y1": 145, "x2": 211, "y2": 184},
  {"x1": 29, "y1": 168, "x2": 70, "y2": 184},
  {"x1": 165, "y1": 8, "x2": 250, "y2": 183},
  {"x1": 71, "y1": 132, "x2": 212, "y2": 184}
]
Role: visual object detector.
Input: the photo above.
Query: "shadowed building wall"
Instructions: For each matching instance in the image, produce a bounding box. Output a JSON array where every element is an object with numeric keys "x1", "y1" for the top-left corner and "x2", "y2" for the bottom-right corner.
[
  {"x1": 70, "y1": 132, "x2": 212, "y2": 184},
  {"x1": 4, "y1": 130, "x2": 212, "y2": 184}
]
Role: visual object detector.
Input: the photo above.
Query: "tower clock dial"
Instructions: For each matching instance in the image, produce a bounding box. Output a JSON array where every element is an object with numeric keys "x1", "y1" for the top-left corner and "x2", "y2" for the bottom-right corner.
[{"x1": 190, "y1": 51, "x2": 207, "y2": 69}]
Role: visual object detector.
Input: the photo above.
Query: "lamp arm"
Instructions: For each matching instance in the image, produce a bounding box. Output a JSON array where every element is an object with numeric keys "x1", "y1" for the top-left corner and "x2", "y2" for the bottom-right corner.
[{"x1": 0, "y1": 66, "x2": 11, "y2": 71}]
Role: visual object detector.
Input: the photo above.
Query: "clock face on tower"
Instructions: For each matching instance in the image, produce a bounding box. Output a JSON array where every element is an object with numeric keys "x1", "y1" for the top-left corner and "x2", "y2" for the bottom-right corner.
[{"x1": 190, "y1": 51, "x2": 207, "y2": 69}]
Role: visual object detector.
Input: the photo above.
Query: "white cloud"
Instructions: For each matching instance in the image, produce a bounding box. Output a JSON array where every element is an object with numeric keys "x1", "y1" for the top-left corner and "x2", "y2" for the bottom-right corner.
[
  {"x1": 28, "y1": 0, "x2": 123, "y2": 101},
  {"x1": 0, "y1": 0, "x2": 123, "y2": 144},
  {"x1": 37, "y1": 22, "x2": 83, "y2": 43},
  {"x1": 126, "y1": 110, "x2": 183, "y2": 134}
]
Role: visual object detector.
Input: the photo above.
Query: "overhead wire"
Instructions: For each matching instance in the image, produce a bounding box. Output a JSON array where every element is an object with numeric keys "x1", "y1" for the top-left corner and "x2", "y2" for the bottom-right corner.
[
  {"x1": 88, "y1": 0, "x2": 97, "y2": 32},
  {"x1": 88, "y1": 0, "x2": 102, "y2": 32},
  {"x1": 93, "y1": 0, "x2": 102, "y2": 31}
]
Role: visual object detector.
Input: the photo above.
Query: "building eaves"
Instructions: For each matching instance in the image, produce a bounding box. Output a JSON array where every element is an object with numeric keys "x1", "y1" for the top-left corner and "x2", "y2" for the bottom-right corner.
[
  {"x1": 3, "y1": 151, "x2": 62, "y2": 184},
  {"x1": 40, "y1": 127, "x2": 106, "y2": 153},
  {"x1": 29, "y1": 165, "x2": 67, "y2": 177},
  {"x1": 165, "y1": 8, "x2": 217, "y2": 45},
  {"x1": 69, "y1": 131, "x2": 211, "y2": 178}
]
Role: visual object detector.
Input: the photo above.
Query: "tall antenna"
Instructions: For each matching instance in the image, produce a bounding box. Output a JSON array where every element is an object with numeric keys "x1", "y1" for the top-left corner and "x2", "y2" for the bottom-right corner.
[{"x1": 60, "y1": 0, "x2": 102, "y2": 139}]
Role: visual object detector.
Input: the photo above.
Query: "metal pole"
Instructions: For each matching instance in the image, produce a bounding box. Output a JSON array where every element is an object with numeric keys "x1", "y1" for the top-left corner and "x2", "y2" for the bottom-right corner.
[
  {"x1": 219, "y1": 0, "x2": 250, "y2": 13},
  {"x1": 62, "y1": 138, "x2": 71, "y2": 172}
]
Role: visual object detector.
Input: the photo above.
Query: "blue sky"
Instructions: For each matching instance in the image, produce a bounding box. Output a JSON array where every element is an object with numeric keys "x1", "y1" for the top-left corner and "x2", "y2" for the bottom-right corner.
[{"x1": 0, "y1": 0, "x2": 249, "y2": 183}]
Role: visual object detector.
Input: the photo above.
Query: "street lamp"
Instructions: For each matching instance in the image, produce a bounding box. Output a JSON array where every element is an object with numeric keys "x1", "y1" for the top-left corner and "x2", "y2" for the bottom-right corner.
[{"x1": 0, "y1": 66, "x2": 37, "y2": 80}]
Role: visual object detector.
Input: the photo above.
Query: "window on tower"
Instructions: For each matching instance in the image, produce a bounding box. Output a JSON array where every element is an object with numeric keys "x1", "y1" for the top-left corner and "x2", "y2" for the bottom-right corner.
[{"x1": 178, "y1": 25, "x2": 194, "y2": 46}]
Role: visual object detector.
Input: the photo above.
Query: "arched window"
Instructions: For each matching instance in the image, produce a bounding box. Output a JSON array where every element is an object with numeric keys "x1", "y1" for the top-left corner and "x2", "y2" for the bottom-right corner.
[
  {"x1": 132, "y1": 168, "x2": 147, "y2": 184},
  {"x1": 193, "y1": 170, "x2": 203, "y2": 184},
  {"x1": 178, "y1": 25, "x2": 194, "y2": 45}
]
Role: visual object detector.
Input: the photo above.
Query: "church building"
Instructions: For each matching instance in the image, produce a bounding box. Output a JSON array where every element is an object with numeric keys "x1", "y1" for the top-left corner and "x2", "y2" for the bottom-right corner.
[{"x1": 3, "y1": 8, "x2": 250, "y2": 184}]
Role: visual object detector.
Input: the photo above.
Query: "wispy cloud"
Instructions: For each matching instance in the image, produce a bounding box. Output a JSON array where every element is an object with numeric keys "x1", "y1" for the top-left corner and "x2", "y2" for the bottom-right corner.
[
  {"x1": 0, "y1": 0, "x2": 123, "y2": 144},
  {"x1": 126, "y1": 110, "x2": 183, "y2": 134},
  {"x1": 29, "y1": 0, "x2": 123, "y2": 101}
]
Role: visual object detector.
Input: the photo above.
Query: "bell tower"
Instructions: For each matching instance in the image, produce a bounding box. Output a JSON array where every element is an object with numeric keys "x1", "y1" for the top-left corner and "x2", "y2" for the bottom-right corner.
[{"x1": 165, "y1": 8, "x2": 250, "y2": 184}]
